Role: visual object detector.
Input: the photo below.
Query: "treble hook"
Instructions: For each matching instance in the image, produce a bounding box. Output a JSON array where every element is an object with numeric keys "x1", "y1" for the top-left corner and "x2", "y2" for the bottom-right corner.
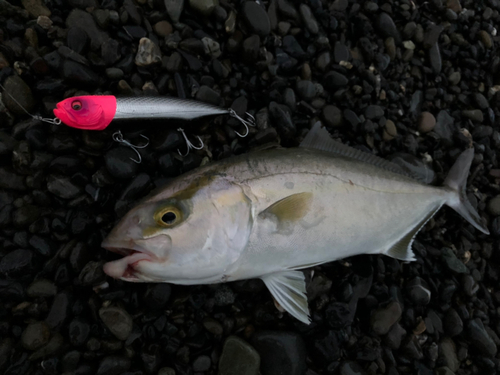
[
  {"x1": 177, "y1": 128, "x2": 204, "y2": 157},
  {"x1": 112, "y1": 130, "x2": 149, "y2": 163},
  {"x1": 228, "y1": 108, "x2": 255, "y2": 138},
  {"x1": 0, "y1": 82, "x2": 62, "y2": 126}
]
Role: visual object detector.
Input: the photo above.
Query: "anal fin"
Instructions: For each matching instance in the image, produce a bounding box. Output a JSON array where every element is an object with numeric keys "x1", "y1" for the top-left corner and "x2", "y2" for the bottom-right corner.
[
  {"x1": 385, "y1": 206, "x2": 441, "y2": 261},
  {"x1": 261, "y1": 271, "x2": 311, "y2": 324}
]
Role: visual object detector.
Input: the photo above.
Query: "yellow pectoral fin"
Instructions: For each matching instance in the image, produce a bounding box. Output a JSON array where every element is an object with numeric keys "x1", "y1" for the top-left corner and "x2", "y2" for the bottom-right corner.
[{"x1": 259, "y1": 192, "x2": 313, "y2": 223}]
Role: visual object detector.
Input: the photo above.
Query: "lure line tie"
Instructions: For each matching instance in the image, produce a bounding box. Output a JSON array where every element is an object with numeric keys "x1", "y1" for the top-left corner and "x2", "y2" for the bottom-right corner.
[
  {"x1": 0, "y1": 82, "x2": 62, "y2": 125},
  {"x1": 177, "y1": 128, "x2": 204, "y2": 157},
  {"x1": 228, "y1": 108, "x2": 255, "y2": 138},
  {"x1": 112, "y1": 130, "x2": 149, "y2": 163}
]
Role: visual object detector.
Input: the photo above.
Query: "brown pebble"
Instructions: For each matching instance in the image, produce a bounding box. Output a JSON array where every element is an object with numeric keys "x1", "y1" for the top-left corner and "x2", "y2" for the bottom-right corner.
[
  {"x1": 418, "y1": 112, "x2": 436, "y2": 133},
  {"x1": 154, "y1": 21, "x2": 173, "y2": 37},
  {"x1": 446, "y1": 0, "x2": 462, "y2": 13},
  {"x1": 383, "y1": 120, "x2": 397, "y2": 141},
  {"x1": 21, "y1": 321, "x2": 51, "y2": 351},
  {"x1": 478, "y1": 30, "x2": 492, "y2": 49}
]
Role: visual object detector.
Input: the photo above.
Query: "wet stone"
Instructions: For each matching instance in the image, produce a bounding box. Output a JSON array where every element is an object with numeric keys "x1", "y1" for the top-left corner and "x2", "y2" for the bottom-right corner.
[
  {"x1": 97, "y1": 356, "x2": 131, "y2": 375},
  {"x1": 339, "y1": 361, "x2": 367, "y2": 375},
  {"x1": 165, "y1": 0, "x2": 184, "y2": 22},
  {"x1": 21, "y1": 321, "x2": 51, "y2": 350},
  {"x1": 99, "y1": 306, "x2": 133, "y2": 341},
  {"x1": 253, "y1": 331, "x2": 307, "y2": 375},
  {"x1": 444, "y1": 308, "x2": 463, "y2": 337},
  {"x1": 487, "y1": 195, "x2": 500, "y2": 216},
  {"x1": 62, "y1": 60, "x2": 99, "y2": 87},
  {"x1": 66, "y1": 9, "x2": 108, "y2": 50},
  {"x1": 299, "y1": 4, "x2": 319, "y2": 34},
  {"x1": 242, "y1": 1, "x2": 270, "y2": 36},
  {"x1": 46, "y1": 292, "x2": 70, "y2": 329},
  {"x1": 219, "y1": 336, "x2": 260, "y2": 375},
  {"x1": 418, "y1": 112, "x2": 436, "y2": 133},
  {"x1": 189, "y1": 0, "x2": 218, "y2": 16},
  {"x1": 429, "y1": 43, "x2": 442, "y2": 73},
  {"x1": 441, "y1": 248, "x2": 468, "y2": 273},
  {"x1": 325, "y1": 71, "x2": 348, "y2": 89},
  {"x1": 405, "y1": 277, "x2": 431, "y2": 305},
  {"x1": 0, "y1": 249, "x2": 33, "y2": 275},
  {"x1": 323, "y1": 105, "x2": 342, "y2": 127},
  {"x1": 135, "y1": 38, "x2": 162, "y2": 66},
  {"x1": 462, "y1": 109, "x2": 483, "y2": 123},
  {"x1": 448, "y1": 71, "x2": 461, "y2": 85},
  {"x1": 377, "y1": 12, "x2": 400, "y2": 43},
  {"x1": 2, "y1": 75, "x2": 35, "y2": 115},
  {"x1": 104, "y1": 147, "x2": 139, "y2": 179},
  {"x1": 371, "y1": 301, "x2": 402, "y2": 335},
  {"x1": 21, "y1": 0, "x2": 51, "y2": 17},
  {"x1": 47, "y1": 175, "x2": 81, "y2": 199},
  {"x1": 466, "y1": 319, "x2": 497, "y2": 357},
  {"x1": 365, "y1": 105, "x2": 384, "y2": 120},
  {"x1": 193, "y1": 355, "x2": 211, "y2": 372},
  {"x1": 474, "y1": 93, "x2": 489, "y2": 109},
  {"x1": 296, "y1": 80, "x2": 316, "y2": 100},
  {"x1": 27, "y1": 279, "x2": 57, "y2": 297},
  {"x1": 154, "y1": 21, "x2": 173, "y2": 37}
]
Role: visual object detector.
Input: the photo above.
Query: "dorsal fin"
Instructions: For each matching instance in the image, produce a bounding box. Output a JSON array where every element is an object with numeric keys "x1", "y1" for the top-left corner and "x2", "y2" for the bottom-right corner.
[{"x1": 300, "y1": 122, "x2": 421, "y2": 181}]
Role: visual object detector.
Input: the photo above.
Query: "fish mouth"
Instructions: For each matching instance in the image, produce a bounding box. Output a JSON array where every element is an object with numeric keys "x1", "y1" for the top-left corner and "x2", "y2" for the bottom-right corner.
[{"x1": 102, "y1": 244, "x2": 156, "y2": 281}]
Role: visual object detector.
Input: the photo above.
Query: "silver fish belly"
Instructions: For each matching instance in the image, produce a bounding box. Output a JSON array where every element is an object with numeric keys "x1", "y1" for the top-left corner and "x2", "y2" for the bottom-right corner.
[{"x1": 102, "y1": 122, "x2": 489, "y2": 324}]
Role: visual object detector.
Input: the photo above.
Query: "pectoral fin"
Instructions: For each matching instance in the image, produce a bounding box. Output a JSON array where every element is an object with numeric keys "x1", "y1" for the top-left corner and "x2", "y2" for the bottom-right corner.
[
  {"x1": 261, "y1": 271, "x2": 311, "y2": 324},
  {"x1": 259, "y1": 192, "x2": 313, "y2": 222}
]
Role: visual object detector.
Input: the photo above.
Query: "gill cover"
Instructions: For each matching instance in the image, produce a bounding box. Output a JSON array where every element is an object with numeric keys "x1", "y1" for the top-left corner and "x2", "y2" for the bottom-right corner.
[{"x1": 54, "y1": 95, "x2": 117, "y2": 130}]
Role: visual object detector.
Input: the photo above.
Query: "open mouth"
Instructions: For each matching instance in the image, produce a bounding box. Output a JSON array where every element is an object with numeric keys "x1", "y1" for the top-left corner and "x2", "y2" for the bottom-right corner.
[{"x1": 102, "y1": 246, "x2": 154, "y2": 280}]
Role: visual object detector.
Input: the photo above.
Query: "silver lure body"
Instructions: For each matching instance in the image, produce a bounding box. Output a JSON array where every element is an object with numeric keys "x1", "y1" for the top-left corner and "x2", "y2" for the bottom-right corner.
[{"x1": 114, "y1": 97, "x2": 229, "y2": 120}]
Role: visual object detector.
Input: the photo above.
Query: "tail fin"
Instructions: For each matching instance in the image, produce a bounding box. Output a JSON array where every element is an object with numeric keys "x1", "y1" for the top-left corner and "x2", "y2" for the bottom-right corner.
[{"x1": 443, "y1": 148, "x2": 489, "y2": 234}]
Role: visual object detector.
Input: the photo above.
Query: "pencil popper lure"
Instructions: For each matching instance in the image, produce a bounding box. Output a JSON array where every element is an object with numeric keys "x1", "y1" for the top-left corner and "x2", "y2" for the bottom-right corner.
[{"x1": 53, "y1": 95, "x2": 255, "y2": 158}]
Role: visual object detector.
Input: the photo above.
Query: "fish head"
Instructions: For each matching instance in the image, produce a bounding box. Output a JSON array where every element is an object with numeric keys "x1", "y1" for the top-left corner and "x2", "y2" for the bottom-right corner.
[
  {"x1": 54, "y1": 95, "x2": 116, "y2": 130},
  {"x1": 102, "y1": 175, "x2": 253, "y2": 284}
]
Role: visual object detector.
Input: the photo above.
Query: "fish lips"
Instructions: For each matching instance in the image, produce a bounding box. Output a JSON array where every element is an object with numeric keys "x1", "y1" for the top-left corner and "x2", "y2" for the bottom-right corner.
[{"x1": 102, "y1": 241, "x2": 156, "y2": 280}]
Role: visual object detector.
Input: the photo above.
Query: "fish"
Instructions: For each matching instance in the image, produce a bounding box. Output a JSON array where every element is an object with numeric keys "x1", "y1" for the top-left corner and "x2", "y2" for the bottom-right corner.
[
  {"x1": 101, "y1": 122, "x2": 489, "y2": 324},
  {"x1": 53, "y1": 95, "x2": 253, "y2": 135}
]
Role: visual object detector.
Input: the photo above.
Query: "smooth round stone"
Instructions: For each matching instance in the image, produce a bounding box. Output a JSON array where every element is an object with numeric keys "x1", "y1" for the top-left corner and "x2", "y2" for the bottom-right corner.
[
  {"x1": 479, "y1": 30, "x2": 493, "y2": 48},
  {"x1": 252, "y1": 331, "x2": 307, "y2": 375},
  {"x1": 68, "y1": 318, "x2": 90, "y2": 346},
  {"x1": 405, "y1": 277, "x2": 431, "y2": 305},
  {"x1": 21, "y1": 321, "x2": 51, "y2": 350},
  {"x1": 323, "y1": 105, "x2": 343, "y2": 127},
  {"x1": 466, "y1": 319, "x2": 497, "y2": 358},
  {"x1": 383, "y1": 119, "x2": 397, "y2": 141},
  {"x1": 47, "y1": 175, "x2": 81, "y2": 199},
  {"x1": 192, "y1": 355, "x2": 211, "y2": 372},
  {"x1": 370, "y1": 301, "x2": 402, "y2": 335},
  {"x1": 22, "y1": 0, "x2": 51, "y2": 17},
  {"x1": 474, "y1": 93, "x2": 489, "y2": 109},
  {"x1": 154, "y1": 20, "x2": 173, "y2": 37},
  {"x1": 441, "y1": 248, "x2": 468, "y2": 274},
  {"x1": 296, "y1": 80, "x2": 316, "y2": 100},
  {"x1": 377, "y1": 12, "x2": 400, "y2": 43},
  {"x1": 99, "y1": 306, "x2": 133, "y2": 341},
  {"x1": 219, "y1": 336, "x2": 260, "y2": 375},
  {"x1": 2, "y1": 75, "x2": 36, "y2": 115},
  {"x1": 418, "y1": 112, "x2": 436, "y2": 133},
  {"x1": 462, "y1": 109, "x2": 484, "y2": 123},
  {"x1": 488, "y1": 195, "x2": 500, "y2": 216},
  {"x1": 242, "y1": 1, "x2": 270, "y2": 36},
  {"x1": 106, "y1": 67, "x2": 124, "y2": 79},
  {"x1": 189, "y1": 0, "x2": 218, "y2": 16},
  {"x1": 444, "y1": 308, "x2": 463, "y2": 337},
  {"x1": 67, "y1": 27, "x2": 88, "y2": 54},
  {"x1": 203, "y1": 317, "x2": 224, "y2": 335},
  {"x1": 96, "y1": 356, "x2": 131, "y2": 375},
  {"x1": 365, "y1": 105, "x2": 384, "y2": 120},
  {"x1": 62, "y1": 60, "x2": 99, "y2": 87},
  {"x1": 299, "y1": 4, "x2": 319, "y2": 34},
  {"x1": 104, "y1": 147, "x2": 139, "y2": 179}
]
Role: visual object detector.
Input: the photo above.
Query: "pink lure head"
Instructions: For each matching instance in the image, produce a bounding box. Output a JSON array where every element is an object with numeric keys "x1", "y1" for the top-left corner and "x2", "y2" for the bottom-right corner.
[{"x1": 53, "y1": 95, "x2": 117, "y2": 130}]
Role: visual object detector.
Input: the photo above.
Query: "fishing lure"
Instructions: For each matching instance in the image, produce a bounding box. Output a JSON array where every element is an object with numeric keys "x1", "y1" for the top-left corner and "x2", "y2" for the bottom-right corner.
[{"x1": 53, "y1": 95, "x2": 255, "y2": 137}]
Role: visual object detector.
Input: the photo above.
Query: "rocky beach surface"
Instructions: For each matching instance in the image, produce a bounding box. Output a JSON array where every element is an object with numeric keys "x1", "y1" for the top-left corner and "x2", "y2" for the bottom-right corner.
[{"x1": 0, "y1": 0, "x2": 499, "y2": 374}]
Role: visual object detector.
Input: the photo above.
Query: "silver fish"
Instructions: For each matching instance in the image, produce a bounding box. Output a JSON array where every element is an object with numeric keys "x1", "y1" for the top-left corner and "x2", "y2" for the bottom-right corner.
[{"x1": 101, "y1": 123, "x2": 489, "y2": 324}]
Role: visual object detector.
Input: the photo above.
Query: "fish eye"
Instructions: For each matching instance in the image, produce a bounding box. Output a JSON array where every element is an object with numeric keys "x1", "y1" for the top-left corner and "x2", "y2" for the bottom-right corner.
[
  {"x1": 72, "y1": 100, "x2": 82, "y2": 110},
  {"x1": 154, "y1": 206, "x2": 182, "y2": 227},
  {"x1": 162, "y1": 212, "x2": 176, "y2": 224}
]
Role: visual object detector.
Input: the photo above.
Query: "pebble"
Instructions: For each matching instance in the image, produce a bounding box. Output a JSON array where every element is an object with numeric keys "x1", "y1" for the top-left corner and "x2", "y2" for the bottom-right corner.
[
  {"x1": 102, "y1": 38, "x2": 121, "y2": 65},
  {"x1": 46, "y1": 292, "x2": 70, "y2": 329},
  {"x1": 377, "y1": 12, "x2": 400, "y2": 43},
  {"x1": 296, "y1": 80, "x2": 316, "y2": 100},
  {"x1": 473, "y1": 93, "x2": 489, "y2": 109},
  {"x1": 0, "y1": 249, "x2": 33, "y2": 275},
  {"x1": 371, "y1": 301, "x2": 402, "y2": 335},
  {"x1": 479, "y1": 30, "x2": 492, "y2": 48},
  {"x1": 104, "y1": 147, "x2": 139, "y2": 179},
  {"x1": 434, "y1": 110, "x2": 457, "y2": 142},
  {"x1": 299, "y1": 4, "x2": 319, "y2": 34},
  {"x1": 339, "y1": 361, "x2": 367, "y2": 375},
  {"x1": 67, "y1": 27, "x2": 88, "y2": 54},
  {"x1": 439, "y1": 338, "x2": 459, "y2": 372},
  {"x1": 242, "y1": 1, "x2": 270, "y2": 36},
  {"x1": 405, "y1": 277, "x2": 431, "y2": 305},
  {"x1": 154, "y1": 21, "x2": 173, "y2": 37},
  {"x1": 448, "y1": 71, "x2": 461, "y2": 85},
  {"x1": 21, "y1": 321, "x2": 50, "y2": 350},
  {"x1": 418, "y1": 112, "x2": 436, "y2": 133},
  {"x1": 97, "y1": 356, "x2": 131, "y2": 375},
  {"x1": 323, "y1": 105, "x2": 343, "y2": 127},
  {"x1": 2, "y1": 75, "x2": 35, "y2": 115},
  {"x1": 219, "y1": 336, "x2": 260, "y2": 375},
  {"x1": 446, "y1": 0, "x2": 462, "y2": 12},
  {"x1": 325, "y1": 71, "x2": 348, "y2": 89},
  {"x1": 441, "y1": 248, "x2": 468, "y2": 273},
  {"x1": 99, "y1": 306, "x2": 133, "y2": 341},
  {"x1": 165, "y1": 0, "x2": 184, "y2": 22},
  {"x1": 429, "y1": 43, "x2": 442, "y2": 73},
  {"x1": 462, "y1": 109, "x2": 483, "y2": 123},
  {"x1": 27, "y1": 279, "x2": 57, "y2": 297},
  {"x1": 66, "y1": 9, "x2": 108, "y2": 50},
  {"x1": 253, "y1": 331, "x2": 307, "y2": 375},
  {"x1": 383, "y1": 120, "x2": 397, "y2": 141},
  {"x1": 135, "y1": 37, "x2": 162, "y2": 66},
  {"x1": 189, "y1": 0, "x2": 217, "y2": 16},
  {"x1": 444, "y1": 308, "x2": 463, "y2": 337},
  {"x1": 21, "y1": 0, "x2": 51, "y2": 17},
  {"x1": 325, "y1": 302, "x2": 353, "y2": 329},
  {"x1": 192, "y1": 355, "x2": 211, "y2": 372},
  {"x1": 68, "y1": 318, "x2": 90, "y2": 346},
  {"x1": 488, "y1": 195, "x2": 500, "y2": 216},
  {"x1": 47, "y1": 175, "x2": 81, "y2": 199},
  {"x1": 62, "y1": 60, "x2": 99, "y2": 87},
  {"x1": 365, "y1": 105, "x2": 384, "y2": 120},
  {"x1": 466, "y1": 319, "x2": 497, "y2": 357}
]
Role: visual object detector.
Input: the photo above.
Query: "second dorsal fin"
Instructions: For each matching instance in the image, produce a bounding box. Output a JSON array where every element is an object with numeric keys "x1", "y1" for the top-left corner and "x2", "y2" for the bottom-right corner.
[{"x1": 300, "y1": 122, "x2": 420, "y2": 181}]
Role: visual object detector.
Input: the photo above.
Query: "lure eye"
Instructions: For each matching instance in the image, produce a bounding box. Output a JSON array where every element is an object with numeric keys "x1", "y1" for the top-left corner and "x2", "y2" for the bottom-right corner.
[
  {"x1": 154, "y1": 206, "x2": 182, "y2": 227},
  {"x1": 72, "y1": 100, "x2": 82, "y2": 110}
]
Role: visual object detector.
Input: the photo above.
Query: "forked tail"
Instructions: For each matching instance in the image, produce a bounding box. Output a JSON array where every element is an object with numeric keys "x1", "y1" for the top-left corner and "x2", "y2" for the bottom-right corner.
[{"x1": 443, "y1": 148, "x2": 489, "y2": 234}]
